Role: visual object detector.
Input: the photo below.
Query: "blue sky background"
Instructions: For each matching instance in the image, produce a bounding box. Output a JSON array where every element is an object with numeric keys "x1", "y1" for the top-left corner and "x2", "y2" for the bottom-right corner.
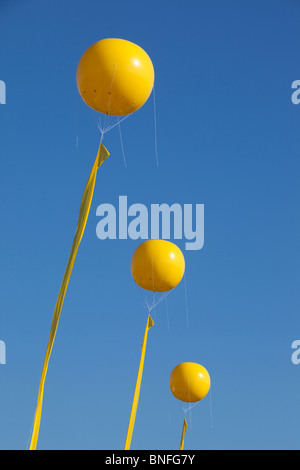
[{"x1": 0, "y1": 0, "x2": 300, "y2": 450}]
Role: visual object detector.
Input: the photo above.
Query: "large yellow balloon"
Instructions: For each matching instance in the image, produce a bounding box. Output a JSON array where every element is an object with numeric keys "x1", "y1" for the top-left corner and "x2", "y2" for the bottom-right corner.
[
  {"x1": 76, "y1": 38, "x2": 155, "y2": 116},
  {"x1": 169, "y1": 362, "x2": 211, "y2": 403},
  {"x1": 131, "y1": 240, "x2": 185, "y2": 293}
]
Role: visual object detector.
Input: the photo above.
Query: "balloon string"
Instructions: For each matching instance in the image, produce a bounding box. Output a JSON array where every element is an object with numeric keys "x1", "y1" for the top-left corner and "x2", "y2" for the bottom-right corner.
[
  {"x1": 181, "y1": 377, "x2": 196, "y2": 428},
  {"x1": 182, "y1": 401, "x2": 200, "y2": 415},
  {"x1": 98, "y1": 114, "x2": 129, "y2": 135},
  {"x1": 143, "y1": 290, "x2": 172, "y2": 314},
  {"x1": 117, "y1": 116, "x2": 127, "y2": 168},
  {"x1": 106, "y1": 115, "x2": 129, "y2": 132},
  {"x1": 98, "y1": 115, "x2": 129, "y2": 168}
]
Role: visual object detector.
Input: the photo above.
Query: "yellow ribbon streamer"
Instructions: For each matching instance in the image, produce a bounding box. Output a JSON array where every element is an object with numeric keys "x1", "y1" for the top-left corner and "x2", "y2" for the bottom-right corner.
[
  {"x1": 29, "y1": 142, "x2": 110, "y2": 450},
  {"x1": 180, "y1": 417, "x2": 188, "y2": 450},
  {"x1": 125, "y1": 314, "x2": 154, "y2": 450}
]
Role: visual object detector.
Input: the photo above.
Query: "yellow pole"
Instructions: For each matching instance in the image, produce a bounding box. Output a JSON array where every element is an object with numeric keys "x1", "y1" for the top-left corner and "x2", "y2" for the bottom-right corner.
[
  {"x1": 180, "y1": 417, "x2": 188, "y2": 450},
  {"x1": 29, "y1": 143, "x2": 110, "y2": 450},
  {"x1": 125, "y1": 314, "x2": 154, "y2": 450}
]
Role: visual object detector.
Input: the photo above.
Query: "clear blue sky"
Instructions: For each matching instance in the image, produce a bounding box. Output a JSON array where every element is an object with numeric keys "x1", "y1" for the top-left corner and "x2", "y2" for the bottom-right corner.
[{"x1": 0, "y1": 0, "x2": 299, "y2": 450}]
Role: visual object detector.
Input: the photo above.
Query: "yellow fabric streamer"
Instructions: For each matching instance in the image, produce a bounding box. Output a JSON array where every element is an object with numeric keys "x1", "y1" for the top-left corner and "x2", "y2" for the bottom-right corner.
[
  {"x1": 180, "y1": 417, "x2": 188, "y2": 450},
  {"x1": 29, "y1": 142, "x2": 110, "y2": 450},
  {"x1": 125, "y1": 314, "x2": 154, "y2": 450}
]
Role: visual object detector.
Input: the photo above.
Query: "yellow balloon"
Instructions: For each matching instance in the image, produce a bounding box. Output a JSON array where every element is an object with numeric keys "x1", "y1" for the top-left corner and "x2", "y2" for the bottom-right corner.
[
  {"x1": 131, "y1": 240, "x2": 185, "y2": 293},
  {"x1": 169, "y1": 362, "x2": 211, "y2": 403},
  {"x1": 76, "y1": 38, "x2": 155, "y2": 116}
]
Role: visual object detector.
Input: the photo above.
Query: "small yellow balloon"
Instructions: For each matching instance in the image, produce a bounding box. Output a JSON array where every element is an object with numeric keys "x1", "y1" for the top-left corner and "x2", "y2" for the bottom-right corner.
[
  {"x1": 169, "y1": 362, "x2": 211, "y2": 403},
  {"x1": 76, "y1": 38, "x2": 155, "y2": 116},
  {"x1": 131, "y1": 240, "x2": 185, "y2": 293}
]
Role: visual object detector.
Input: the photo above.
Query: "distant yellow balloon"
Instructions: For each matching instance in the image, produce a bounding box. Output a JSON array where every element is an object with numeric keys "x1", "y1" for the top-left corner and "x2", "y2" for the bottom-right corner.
[
  {"x1": 169, "y1": 362, "x2": 211, "y2": 403},
  {"x1": 131, "y1": 240, "x2": 185, "y2": 293},
  {"x1": 76, "y1": 38, "x2": 155, "y2": 116}
]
